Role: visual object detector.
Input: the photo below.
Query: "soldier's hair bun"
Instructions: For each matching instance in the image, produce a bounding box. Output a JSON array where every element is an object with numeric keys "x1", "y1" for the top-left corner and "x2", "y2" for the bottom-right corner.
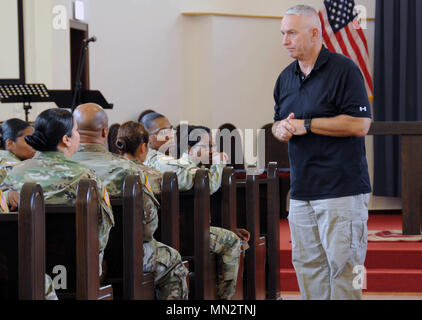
[
  {"x1": 116, "y1": 121, "x2": 149, "y2": 156},
  {"x1": 116, "y1": 136, "x2": 130, "y2": 154},
  {"x1": 25, "y1": 130, "x2": 50, "y2": 151},
  {"x1": 24, "y1": 108, "x2": 74, "y2": 152}
]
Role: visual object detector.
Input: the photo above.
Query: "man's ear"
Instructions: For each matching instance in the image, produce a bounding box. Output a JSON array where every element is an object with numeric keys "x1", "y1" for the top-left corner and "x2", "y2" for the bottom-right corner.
[
  {"x1": 102, "y1": 127, "x2": 108, "y2": 139},
  {"x1": 312, "y1": 27, "x2": 320, "y2": 41},
  {"x1": 141, "y1": 143, "x2": 148, "y2": 154}
]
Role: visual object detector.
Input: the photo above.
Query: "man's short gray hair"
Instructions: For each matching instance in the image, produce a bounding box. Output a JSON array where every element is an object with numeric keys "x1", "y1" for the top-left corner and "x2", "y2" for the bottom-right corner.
[
  {"x1": 284, "y1": 4, "x2": 322, "y2": 38},
  {"x1": 285, "y1": 5, "x2": 318, "y2": 17}
]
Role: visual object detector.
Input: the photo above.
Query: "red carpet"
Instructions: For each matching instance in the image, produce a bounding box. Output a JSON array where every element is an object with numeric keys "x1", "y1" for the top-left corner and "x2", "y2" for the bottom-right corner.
[{"x1": 280, "y1": 214, "x2": 422, "y2": 293}]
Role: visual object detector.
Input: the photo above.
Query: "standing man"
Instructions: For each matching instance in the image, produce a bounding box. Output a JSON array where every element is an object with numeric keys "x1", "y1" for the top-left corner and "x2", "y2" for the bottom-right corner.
[{"x1": 272, "y1": 5, "x2": 372, "y2": 300}]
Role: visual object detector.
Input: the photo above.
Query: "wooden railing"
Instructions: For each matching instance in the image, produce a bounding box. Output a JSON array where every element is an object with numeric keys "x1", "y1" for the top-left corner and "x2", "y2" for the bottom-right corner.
[{"x1": 369, "y1": 121, "x2": 422, "y2": 235}]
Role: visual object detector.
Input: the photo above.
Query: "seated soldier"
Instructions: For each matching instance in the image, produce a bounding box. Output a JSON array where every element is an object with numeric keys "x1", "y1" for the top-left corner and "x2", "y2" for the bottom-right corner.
[
  {"x1": 139, "y1": 112, "x2": 226, "y2": 195},
  {"x1": 0, "y1": 119, "x2": 36, "y2": 180},
  {"x1": 127, "y1": 120, "x2": 245, "y2": 300},
  {"x1": 115, "y1": 121, "x2": 163, "y2": 194},
  {"x1": 0, "y1": 108, "x2": 114, "y2": 300},
  {"x1": 71, "y1": 103, "x2": 188, "y2": 300}
]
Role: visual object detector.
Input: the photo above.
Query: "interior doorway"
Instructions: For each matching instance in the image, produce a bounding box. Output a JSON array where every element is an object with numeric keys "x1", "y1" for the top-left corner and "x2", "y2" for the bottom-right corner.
[{"x1": 70, "y1": 20, "x2": 90, "y2": 91}]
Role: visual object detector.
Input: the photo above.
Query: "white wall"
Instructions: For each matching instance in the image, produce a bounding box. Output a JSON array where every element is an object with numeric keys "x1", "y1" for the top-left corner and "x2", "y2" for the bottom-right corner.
[
  {"x1": 0, "y1": 0, "x2": 74, "y2": 121},
  {"x1": 182, "y1": 0, "x2": 376, "y2": 17},
  {"x1": 88, "y1": 0, "x2": 186, "y2": 126},
  {"x1": 0, "y1": 0, "x2": 20, "y2": 79}
]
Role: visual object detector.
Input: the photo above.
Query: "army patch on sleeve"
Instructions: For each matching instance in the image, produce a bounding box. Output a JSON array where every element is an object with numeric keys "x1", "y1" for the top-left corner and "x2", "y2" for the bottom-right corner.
[
  {"x1": 144, "y1": 174, "x2": 152, "y2": 193},
  {"x1": 0, "y1": 191, "x2": 7, "y2": 212},
  {"x1": 103, "y1": 187, "x2": 110, "y2": 207}
]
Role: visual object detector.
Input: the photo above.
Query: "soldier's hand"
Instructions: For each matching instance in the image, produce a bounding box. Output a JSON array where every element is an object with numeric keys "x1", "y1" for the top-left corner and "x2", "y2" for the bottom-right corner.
[
  {"x1": 8, "y1": 191, "x2": 20, "y2": 211},
  {"x1": 189, "y1": 146, "x2": 204, "y2": 165},
  {"x1": 212, "y1": 151, "x2": 228, "y2": 165}
]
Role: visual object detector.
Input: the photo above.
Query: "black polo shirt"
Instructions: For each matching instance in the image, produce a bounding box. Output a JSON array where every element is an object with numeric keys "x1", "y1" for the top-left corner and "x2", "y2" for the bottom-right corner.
[{"x1": 273, "y1": 46, "x2": 372, "y2": 201}]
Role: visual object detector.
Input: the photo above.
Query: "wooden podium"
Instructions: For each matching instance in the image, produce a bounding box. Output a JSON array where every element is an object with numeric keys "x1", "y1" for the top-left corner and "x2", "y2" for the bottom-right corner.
[{"x1": 369, "y1": 122, "x2": 422, "y2": 235}]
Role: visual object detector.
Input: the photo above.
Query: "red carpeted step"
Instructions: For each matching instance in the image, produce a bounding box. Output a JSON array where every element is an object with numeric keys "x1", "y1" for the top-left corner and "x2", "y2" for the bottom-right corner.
[
  {"x1": 364, "y1": 248, "x2": 422, "y2": 269},
  {"x1": 364, "y1": 269, "x2": 422, "y2": 292},
  {"x1": 279, "y1": 214, "x2": 422, "y2": 293},
  {"x1": 280, "y1": 269, "x2": 299, "y2": 292},
  {"x1": 280, "y1": 269, "x2": 422, "y2": 293},
  {"x1": 281, "y1": 247, "x2": 422, "y2": 269}
]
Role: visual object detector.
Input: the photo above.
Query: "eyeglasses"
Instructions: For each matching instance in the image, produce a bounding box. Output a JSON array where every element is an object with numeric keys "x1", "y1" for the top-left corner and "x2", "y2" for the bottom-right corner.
[{"x1": 150, "y1": 127, "x2": 175, "y2": 136}]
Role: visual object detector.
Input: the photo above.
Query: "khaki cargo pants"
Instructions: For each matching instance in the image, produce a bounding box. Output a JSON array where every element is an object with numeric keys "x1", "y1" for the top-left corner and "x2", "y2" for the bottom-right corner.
[{"x1": 288, "y1": 194, "x2": 369, "y2": 300}]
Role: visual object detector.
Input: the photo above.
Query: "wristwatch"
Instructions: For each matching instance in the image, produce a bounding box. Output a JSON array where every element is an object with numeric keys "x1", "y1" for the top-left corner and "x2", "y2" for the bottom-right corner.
[{"x1": 304, "y1": 119, "x2": 312, "y2": 134}]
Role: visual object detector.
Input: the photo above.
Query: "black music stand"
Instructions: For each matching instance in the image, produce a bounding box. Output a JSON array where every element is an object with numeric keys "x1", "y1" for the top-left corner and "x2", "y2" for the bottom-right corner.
[
  {"x1": 0, "y1": 84, "x2": 52, "y2": 122},
  {"x1": 49, "y1": 90, "x2": 113, "y2": 109},
  {"x1": 0, "y1": 83, "x2": 113, "y2": 122}
]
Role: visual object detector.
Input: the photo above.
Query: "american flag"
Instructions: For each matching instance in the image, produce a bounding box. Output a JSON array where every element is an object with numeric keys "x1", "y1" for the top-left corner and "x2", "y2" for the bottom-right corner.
[{"x1": 318, "y1": 0, "x2": 374, "y2": 100}]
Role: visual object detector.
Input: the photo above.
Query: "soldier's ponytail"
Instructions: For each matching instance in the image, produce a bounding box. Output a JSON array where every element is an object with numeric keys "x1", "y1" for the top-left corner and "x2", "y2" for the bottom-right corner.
[{"x1": 25, "y1": 108, "x2": 74, "y2": 152}]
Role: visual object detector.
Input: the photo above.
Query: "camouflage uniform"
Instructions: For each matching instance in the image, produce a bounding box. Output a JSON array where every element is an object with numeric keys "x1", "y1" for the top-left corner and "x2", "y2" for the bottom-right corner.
[
  {"x1": 45, "y1": 274, "x2": 58, "y2": 300},
  {"x1": 0, "y1": 151, "x2": 113, "y2": 299},
  {"x1": 210, "y1": 226, "x2": 242, "y2": 300},
  {"x1": 71, "y1": 143, "x2": 188, "y2": 300},
  {"x1": 131, "y1": 159, "x2": 162, "y2": 195},
  {"x1": 143, "y1": 149, "x2": 225, "y2": 195},
  {"x1": 0, "y1": 189, "x2": 8, "y2": 213},
  {"x1": 71, "y1": 144, "x2": 159, "y2": 240},
  {"x1": 0, "y1": 151, "x2": 20, "y2": 183},
  {"x1": 143, "y1": 149, "x2": 242, "y2": 300},
  {"x1": 0, "y1": 169, "x2": 6, "y2": 185}
]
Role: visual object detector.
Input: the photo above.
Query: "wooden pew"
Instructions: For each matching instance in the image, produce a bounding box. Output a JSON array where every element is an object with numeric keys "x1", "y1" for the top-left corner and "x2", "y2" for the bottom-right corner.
[
  {"x1": 234, "y1": 162, "x2": 281, "y2": 300},
  {"x1": 44, "y1": 179, "x2": 112, "y2": 300},
  {"x1": 261, "y1": 123, "x2": 291, "y2": 218},
  {"x1": 104, "y1": 175, "x2": 155, "y2": 300},
  {"x1": 160, "y1": 170, "x2": 246, "y2": 300},
  {"x1": 0, "y1": 183, "x2": 45, "y2": 299},
  {"x1": 160, "y1": 172, "x2": 180, "y2": 251},
  {"x1": 213, "y1": 167, "x2": 244, "y2": 300},
  {"x1": 244, "y1": 174, "x2": 267, "y2": 300},
  {"x1": 0, "y1": 180, "x2": 113, "y2": 300},
  {"x1": 162, "y1": 170, "x2": 217, "y2": 300},
  {"x1": 76, "y1": 179, "x2": 113, "y2": 300},
  {"x1": 264, "y1": 164, "x2": 281, "y2": 300}
]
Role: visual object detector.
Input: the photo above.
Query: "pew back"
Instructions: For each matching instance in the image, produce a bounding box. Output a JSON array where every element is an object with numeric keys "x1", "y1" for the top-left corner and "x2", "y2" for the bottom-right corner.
[
  {"x1": 159, "y1": 170, "x2": 217, "y2": 300},
  {"x1": 105, "y1": 175, "x2": 155, "y2": 300},
  {"x1": 0, "y1": 183, "x2": 45, "y2": 300},
  {"x1": 44, "y1": 179, "x2": 112, "y2": 300},
  {"x1": 234, "y1": 162, "x2": 281, "y2": 300}
]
